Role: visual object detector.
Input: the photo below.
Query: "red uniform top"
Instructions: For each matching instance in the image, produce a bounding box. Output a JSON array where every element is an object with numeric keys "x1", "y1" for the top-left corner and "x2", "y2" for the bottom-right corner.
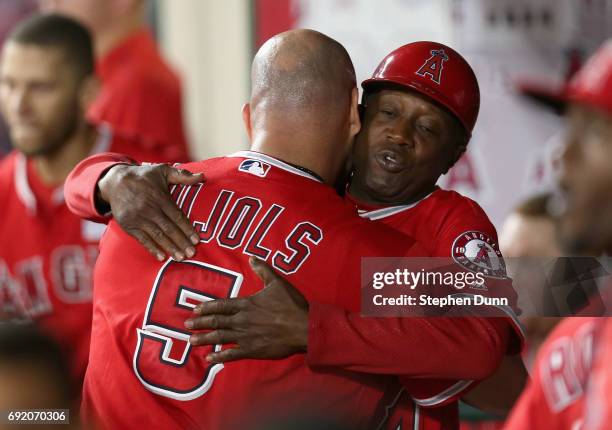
[
  {"x1": 585, "y1": 318, "x2": 612, "y2": 430},
  {"x1": 505, "y1": 317, "x2": 602, "y2": 430},
  {"x1": 304, "y1": 190, "x2": 524, "y2": 429},
  {"x1": 89, "y1": 29, "x2": 189, "y2": 163},
  {"x1": 65, "y1": 156, "x2": 523, "y2": 430},
  {"x1": 0, "y1": 125, "x2": 170, "y2": 383},
  {"x1": 71, "y1": 151, "x2": 428, "y2": 430}
]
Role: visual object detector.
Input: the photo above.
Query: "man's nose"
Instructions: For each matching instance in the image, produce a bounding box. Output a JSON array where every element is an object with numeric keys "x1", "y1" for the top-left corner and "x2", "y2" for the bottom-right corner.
[
  {"x1": 386, "y1": 119, "x2": 413, "y2": 146},
  {"x1": 560, "y1": 132, "x2": 580, "y2": 173},
  {"x1": 11, "y1": 88, "x2": 30, "y2": 116}
]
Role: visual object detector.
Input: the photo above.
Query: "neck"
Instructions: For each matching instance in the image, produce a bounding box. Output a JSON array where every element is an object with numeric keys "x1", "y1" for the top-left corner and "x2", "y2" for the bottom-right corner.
[
  {"x1": 250, "y1": 130, "x2": 341, "y2": 185},
  {"x1": 348, "y1": 180, "x2": 437, "y2": 206},
  {"x1": 94, "y1": 15, "x2": 144, "y2": 58},
  {"x1": 34, "y1": 123, "x2": 98, "y2": 185}
]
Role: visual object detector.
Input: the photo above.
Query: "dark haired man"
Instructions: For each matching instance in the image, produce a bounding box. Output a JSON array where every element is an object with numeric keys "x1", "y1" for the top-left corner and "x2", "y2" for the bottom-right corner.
[{"x1": 0, "y1": 13, "x2": 180, "y2": 384}]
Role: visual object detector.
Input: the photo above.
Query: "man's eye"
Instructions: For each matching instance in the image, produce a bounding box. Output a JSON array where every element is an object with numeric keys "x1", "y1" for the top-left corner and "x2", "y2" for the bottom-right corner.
[
  {"x1": 31, "y1": 83, "x2": 53, "y2": 91},
  {"x1": 380, "y1": 109, "x2": 394, "y2": 117},
  {"x1": 418, "y1": 124, "x2": 438, "y2": 135}
]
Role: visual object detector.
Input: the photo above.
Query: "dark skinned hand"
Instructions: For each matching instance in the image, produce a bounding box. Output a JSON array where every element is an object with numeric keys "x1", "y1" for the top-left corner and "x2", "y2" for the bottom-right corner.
[
  {"x1": 185, "y1": 257, "x2": 309, "y2": 363},
  {"x1": 97, "y1": 163, "x2": 204, "y2": 261}
]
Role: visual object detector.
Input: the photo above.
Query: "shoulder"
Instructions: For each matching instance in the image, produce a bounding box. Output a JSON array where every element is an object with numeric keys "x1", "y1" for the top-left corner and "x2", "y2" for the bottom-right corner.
[
  {"x1": 0, "y1": 151, "x2": 17, "y2": 186},
  {"x1": 0, "y1": 150, "x2": 17, "y2": 171},
  {"x1": 0, "y1": 152, "x2": 18, "y2": 206},
  {"x1": 429, "y1": 189, "x2": 496, "y2": 235},
  {"x1": 112, "y1": 55, "x2": 180, "y2": 100},
  {"x1": 430, "y1": 189, "x2": 491, "y2": 221},
  {"x1": 177, "y1": 156, "x2": 239, "y2": 177},
  {"x1": 533, "y1": 316, "x2": 600, "y2": 384},
  {"x1": 540, "y1": 317, "x2": 599, "y2": 348}
]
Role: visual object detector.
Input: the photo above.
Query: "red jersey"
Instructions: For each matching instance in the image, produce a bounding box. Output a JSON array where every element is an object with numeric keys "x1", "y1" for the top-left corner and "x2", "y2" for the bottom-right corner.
[
  {"x1": 584, "y1": 318, "x2": 612, "y2": 430},
  {"x1": 64, "y1": 156, "x2": 523, "y2": 430},
  {"x1": 89, "y1": 29, "x2": 189, "y2": 163},
  {"x1": 0, "y1": 125, "x2": 175, "y2": 383},
  {"x1": 505, "y1": 317, "x2": 602, "y2": 430},
  {"x1": 305, "y1": 190, "x2": 524, "y2": 429},
  {"x1": 77, "y1": 151, "x2": 427, "y2": 430}
]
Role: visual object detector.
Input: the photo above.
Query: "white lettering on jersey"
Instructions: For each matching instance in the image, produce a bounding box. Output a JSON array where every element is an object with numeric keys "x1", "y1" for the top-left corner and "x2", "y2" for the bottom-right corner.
[
  {"x1": 541, "y1": 321, "x2": 596, "y2": 412},
  {"x1": 0, "y1": 244, "x2": 97, "y2": 317},
  {"x1": 173, "y1": 187, "x2": 324, "y2": 275}
]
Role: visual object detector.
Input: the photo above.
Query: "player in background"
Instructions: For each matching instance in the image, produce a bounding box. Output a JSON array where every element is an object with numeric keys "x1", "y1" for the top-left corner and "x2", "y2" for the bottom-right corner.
[
  {"x1": 73, "y1": 29, "x2": 437, "y2": 430},
  {"x1": 504, "y1": 39, "x2": 612, "y2": 430},
  {"x1": 499, "y1": 193, "x2": 562, "y2": 370},
  {"x1": 0, "y1": 14, "x2": 183, "y2": 386},
  {"x1": 38, "y1": 0, "x2": 190, "y2": 162},
  {"x1": 66, "y1": 42, "x2": 524, "y2": 429},
  {"x1": 452, "y1": 193, "x2": 565, "y2": 430}
]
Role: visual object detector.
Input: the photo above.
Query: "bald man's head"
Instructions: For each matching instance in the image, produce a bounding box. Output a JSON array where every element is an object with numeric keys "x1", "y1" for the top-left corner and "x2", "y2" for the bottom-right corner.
[
  {"x1": 244, "y1": 30, "x2": 360, "y2": 185},
  {"x1": 250, "y1": 29, "x2": 356, "y2": 121}
]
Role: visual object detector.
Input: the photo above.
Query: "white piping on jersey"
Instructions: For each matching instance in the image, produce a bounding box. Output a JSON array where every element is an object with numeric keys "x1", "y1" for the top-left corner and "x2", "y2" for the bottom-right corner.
[
  {"x1": 13, "y1": 124, "x2": 114, "y2": 215},
  {"x1": 14, "y1": 153, "x2": 36, "y2": 215},
  {"x1": 228, "y1": 150, "x2": 323, "y2": 183},
  {"x1": 357, "y1": 192, "x2": 434, "y2": 221},
  {"x1": 412, "y1": 379, "x2": 473, "y2": 407},
  {"x1": 413, "y1": 404, "x2": 420, "y2": 430}
]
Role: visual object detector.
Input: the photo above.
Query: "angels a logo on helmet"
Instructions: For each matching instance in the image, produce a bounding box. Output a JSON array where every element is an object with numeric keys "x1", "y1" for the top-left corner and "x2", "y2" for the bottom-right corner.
[
  {"x1": 415, "y1": 49, "x2": 448, "y2": 84},
  {"x1": 452, "y1": 231, "x2": 507, "y2": 279}
]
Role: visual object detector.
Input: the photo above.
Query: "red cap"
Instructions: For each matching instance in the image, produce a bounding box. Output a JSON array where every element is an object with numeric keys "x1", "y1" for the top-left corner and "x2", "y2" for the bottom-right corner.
[
  {"x1": 362, "y1": 41, "x2": 480, "y2": 136},
  {"x1": 566, "y1": 40, "x2": 612, "y2": 115},
  {"x1": 518, "y1": 40, "x2": 612, "y2": 116}
]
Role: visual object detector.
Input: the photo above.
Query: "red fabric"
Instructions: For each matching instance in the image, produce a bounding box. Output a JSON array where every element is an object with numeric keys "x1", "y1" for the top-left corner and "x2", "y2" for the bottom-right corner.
[
  {"x1": 505, "y1": 317, "x2": 602, "y2": 430},
  {"x1": 0, "y1": 126, "x2": 162, "y2": 386},
  {"x1": 80, "y1": 152, "x2": 427, "y2": 430},
  {"x1": 0, "y1": 152, "x2": 94, "y2": 385},
  {"x1": 584, "y1": 318, "x2": 612, "y2": 430},
  {"x1": 65, "y1": 157, "x2": 522, "y2": 428},
  {"x1": 89, "y1": 29, "x2": 189, "y2": 162},
  {"x1": 64, "y1": 153, "x2": 135, "y2": 223},
  {"x1": 307, "y1": 301, "x2": 511, "y2": 377},
  {"x1": 307, "y1": 190, "x2": 523, "y2": 411},
  {"x1": 255, "y1": 0, "x2": 297, "y2": 48}
]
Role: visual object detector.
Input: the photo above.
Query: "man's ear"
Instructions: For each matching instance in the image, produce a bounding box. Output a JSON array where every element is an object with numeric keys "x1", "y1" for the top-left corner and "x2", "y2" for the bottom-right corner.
[
  {"x1": 349, "y1": 87, "x2": 361, "y2": 138},
  {"x1": 443, "y1": 142, "x2": 467, "y2": 175},
  {"x1": 78, "y1": 75, "x2": 100, "y2": 113},
  {"x1": 242, "y1": 102, "x2": 252, "y2": 141}
]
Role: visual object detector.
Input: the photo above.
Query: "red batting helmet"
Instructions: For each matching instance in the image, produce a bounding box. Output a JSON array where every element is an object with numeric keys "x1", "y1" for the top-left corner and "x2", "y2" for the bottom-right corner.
[{"x1": 362, "y1": 41, "x2": 480, "y2": 136}]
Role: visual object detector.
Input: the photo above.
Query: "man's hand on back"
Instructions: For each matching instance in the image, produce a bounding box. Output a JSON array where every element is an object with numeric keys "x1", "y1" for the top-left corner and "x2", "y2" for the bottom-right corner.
[
  {"x1": 185, "y1": 257, "x2": 309, "y2": 363},
  {"x1": 97, "y1": 163, "x2": 204, "y2": 261}
]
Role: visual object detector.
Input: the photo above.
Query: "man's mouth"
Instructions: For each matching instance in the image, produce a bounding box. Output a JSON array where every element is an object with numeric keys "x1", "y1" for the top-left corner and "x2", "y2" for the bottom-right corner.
[{"x1": 374, "y1": 148, "x2": 407, "y2": 173}]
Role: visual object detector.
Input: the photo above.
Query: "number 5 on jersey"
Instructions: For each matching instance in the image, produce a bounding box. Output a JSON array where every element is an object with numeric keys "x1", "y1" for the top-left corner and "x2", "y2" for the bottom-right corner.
[{"x1": 133, "y1": 259, "x2": 243, "y2": 401}]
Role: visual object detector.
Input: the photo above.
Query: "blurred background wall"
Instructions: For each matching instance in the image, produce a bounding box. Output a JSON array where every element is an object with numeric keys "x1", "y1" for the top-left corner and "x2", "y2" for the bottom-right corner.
[{"x1": 157, "y1": 0, "x2": 251, "y2": 160}]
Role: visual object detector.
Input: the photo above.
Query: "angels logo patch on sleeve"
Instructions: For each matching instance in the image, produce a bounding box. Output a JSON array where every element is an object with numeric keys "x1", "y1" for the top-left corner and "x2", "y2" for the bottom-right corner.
[{"x1": 452, "y1": 231, "x2": 507, "y2": 279}]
